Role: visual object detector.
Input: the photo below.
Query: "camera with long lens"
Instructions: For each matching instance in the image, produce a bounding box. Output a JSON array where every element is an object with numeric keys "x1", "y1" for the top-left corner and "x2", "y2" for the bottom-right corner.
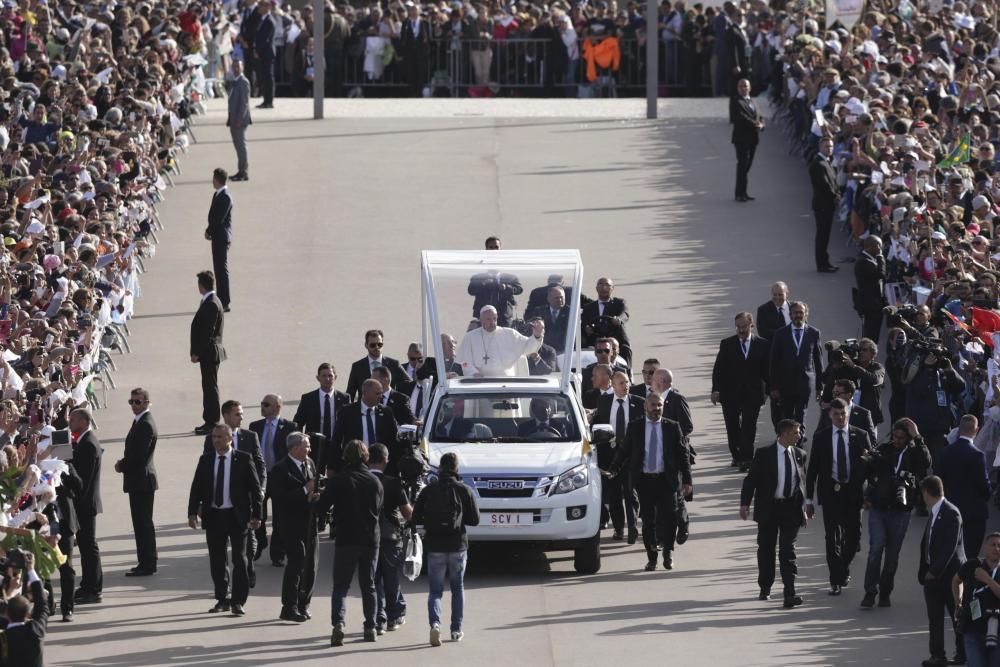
[
  {"x1": 396, "y1": 424, "x2": 429, "y2": 496},
  {"x1": 825, "y1": 338, "x2": 860, "y2": 365},
  {"x1": 893, "y1": 470, "x2": 917, "y2": 509},
  {"x1": 510, "y1": 318, "x2": 536, "y2": 338},
  {"x1": 986, "y1": 608, "x2": 1000, "y2": 649},
  {"x1": 883, "y1": 304, "x2": 919, "y2": 327}
]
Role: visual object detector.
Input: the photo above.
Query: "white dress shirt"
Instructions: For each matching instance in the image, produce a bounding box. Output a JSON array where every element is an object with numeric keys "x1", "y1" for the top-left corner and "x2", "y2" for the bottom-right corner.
[
  {"x1": 213, "y1": 449, "x2": 234, "y2": 509},
  {"x1": 609, "y1": 394, "x2": 630, "y2": 430}
]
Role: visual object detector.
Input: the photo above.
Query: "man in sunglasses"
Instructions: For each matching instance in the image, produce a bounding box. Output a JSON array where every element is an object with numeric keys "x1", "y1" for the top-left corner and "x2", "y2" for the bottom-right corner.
[
  {"x1": 114, "y1": 388, "x2": 159, "y2": 578},
  {"x1": 346, "y1": 329, "x2": 412, "y2": 401}
]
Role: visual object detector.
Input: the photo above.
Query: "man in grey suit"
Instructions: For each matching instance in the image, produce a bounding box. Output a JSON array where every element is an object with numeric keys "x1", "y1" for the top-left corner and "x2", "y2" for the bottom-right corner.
[{"x1": 227, "y1": 60, "x2": 252, "y2": 182}]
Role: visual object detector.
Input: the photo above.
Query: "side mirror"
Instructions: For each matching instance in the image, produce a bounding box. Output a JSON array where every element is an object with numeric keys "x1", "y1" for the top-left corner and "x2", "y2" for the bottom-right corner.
[{"x1": 591, "y1": 423, "x2": 614, "y2": 446}]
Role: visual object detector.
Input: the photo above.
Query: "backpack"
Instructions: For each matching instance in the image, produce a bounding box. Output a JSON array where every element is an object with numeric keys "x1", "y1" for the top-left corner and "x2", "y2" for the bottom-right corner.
[{"x1": 422, "y1": 478, "x2": 463, "y2": 534}]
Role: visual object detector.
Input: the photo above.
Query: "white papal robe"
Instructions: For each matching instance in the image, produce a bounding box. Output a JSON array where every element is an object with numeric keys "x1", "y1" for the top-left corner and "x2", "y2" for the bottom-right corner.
[{"x1": 456, "y1": 326, "x2": 543, "y2": 377}]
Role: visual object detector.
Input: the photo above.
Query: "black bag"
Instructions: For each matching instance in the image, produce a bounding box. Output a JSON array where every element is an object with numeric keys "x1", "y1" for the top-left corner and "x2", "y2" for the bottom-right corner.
[{"x1": 423, "y1": 479, "x2": 463, "y2": 533}]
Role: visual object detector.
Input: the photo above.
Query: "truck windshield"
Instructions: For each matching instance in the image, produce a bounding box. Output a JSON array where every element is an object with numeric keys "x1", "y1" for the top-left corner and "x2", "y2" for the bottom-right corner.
[{"x1": 430, "y1": 393, "x2": 582, "y2": 443}]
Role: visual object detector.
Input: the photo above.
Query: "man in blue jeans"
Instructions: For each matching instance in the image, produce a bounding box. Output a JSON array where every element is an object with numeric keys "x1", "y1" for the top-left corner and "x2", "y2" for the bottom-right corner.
[
  {"x1": 413, "y1": 452, "x2": 479, "y2": 646},
  {"x1": 861, "y1": 418, "x2": 930, "y2": 608},
  {"x1": 368, "y1": 443, "x2": 413, "y2": 634}
]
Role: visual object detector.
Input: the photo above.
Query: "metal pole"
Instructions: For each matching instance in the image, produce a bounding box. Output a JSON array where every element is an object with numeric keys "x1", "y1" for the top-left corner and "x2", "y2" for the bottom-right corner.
[
  {"x1": 312, "y1": 0, "x2": 325, "y2": 119},
  {"x1": 645, "y1": 0, "x2": 658, "y2": 119}
]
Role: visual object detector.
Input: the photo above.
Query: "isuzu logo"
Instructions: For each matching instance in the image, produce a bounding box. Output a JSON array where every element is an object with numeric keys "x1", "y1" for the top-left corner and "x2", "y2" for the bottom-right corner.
[{"x1": 487, "y1": 480, "x2": 525, "y2": 490}]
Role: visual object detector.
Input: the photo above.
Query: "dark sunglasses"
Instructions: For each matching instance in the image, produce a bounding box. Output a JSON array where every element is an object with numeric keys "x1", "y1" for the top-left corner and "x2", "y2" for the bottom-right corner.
[
  {"x1": 128, "y1": 399, "x2": 145, "y2": 405},
  {"x1": 409, "y1": 357, "x2": 423, "y2": 363},
  {"x1": 368, "y1": 342, "x2": 384, "y2": 348},
  {"x1": 595, "y1": 349, "x2": 611, "y2": 354},
  {"x1": 261, "y1": 402, "x2": 272, "y2": 407}
]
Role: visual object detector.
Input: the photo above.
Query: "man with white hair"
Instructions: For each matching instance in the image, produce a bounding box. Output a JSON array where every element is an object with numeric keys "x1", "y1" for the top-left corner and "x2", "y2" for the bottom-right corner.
[{"x1": 456, "y1": 306, "x2": 545, "y2": 377}]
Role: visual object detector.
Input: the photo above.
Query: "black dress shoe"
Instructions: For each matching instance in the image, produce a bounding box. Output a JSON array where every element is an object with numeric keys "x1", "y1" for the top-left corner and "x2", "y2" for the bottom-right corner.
[
  {"x1": 663, "y1": 552, "x2": 674, "y2": 570},
  {"x1": 841, "y1": 575, "x2": 851, "y2": 588},
  {"x1": 230, "y1": 173, "x2": 249, "y2": 182},
  {"x1": 300, "y1": 608, "x2": 312, "y2": 620},
  {"x1": 735, "y1": 195, "x2": 748, "y2": 202},
  {"x1": 223, "y1": 306, "x2": 231, "y2": 313},
  {"x1": 783, "y1": 595, "x2": 803, "y2": 608},
  {"x1": 209, "y1": 600, "x2": 230, "y2": 613},
  {"x1": 738, "y1": 463, "x2": 750, "y2": 473},
  {"x1": 644, "y1": 559, "x2": 657, "y2": 572},
  {"x1": 364, "y1": 629, "x2": 377, "y2": 642},
  {"x1": 231, "y1": 603, "x2": 245, "y2": 616},
  {"x1": 758, "y1": 589, "x2": 771, "y2": 601},
  {"x1": 878, "y1": 595, "x2": 891, "y2": 607},
  {"x1": 950, "y1": 654, "x2": 967, "y2": 665},
  {"x1": 331, "y1": 625, "x2": 345, "y2": 646},
  {"x1": 817, "y1": 265, "x2": 840, "y2": 273},
  {"x1": 272, "y1": 559, "x2": 286, "y2": 567},
  {"x1": 125, "y1": 566, "x2": 156, "y2": 577},
  {"x1": 744, "y1": 195, "x2": 756, "y2": 201},
  {"x1": 61, "y1": 611, "x2": 73, "y2": 622},
  {"x1": 75, "y1": 592, "x2": 102, "y2": 605},
  {"x1": 194, "y1": 424, "x2": 213, "y2": 435},
  {"x1": 676, "y1": 527, "x2": 689, "y2": 545},
  {"x1": 627, "y1": 527, "x2": 638, "y2": 545},
  {"x1": 279, "y1": 607, "x2": 307, "y2": 622},
  {"x1": 921, "y1": 659, "x2": 948, "y2": 667},
  {"x1": 829, "y1": 585, "x2": 842, "y2": 596},
  {"x1": 612, "y1": 530, "x2": 624, "y2": 540},
  {"x1": 255, "y1": 103, "x2": 274, "y2": 109},
  {"x1": 255, "y1": 536, "x2": 268, "y2": 561},
  {"x1": 860, "y1": 593, "x2": 875, "y2": 608}
]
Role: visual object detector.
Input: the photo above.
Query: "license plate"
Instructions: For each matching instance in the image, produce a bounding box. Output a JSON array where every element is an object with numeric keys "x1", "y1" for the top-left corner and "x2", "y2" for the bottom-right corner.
[{"x1": 483, "y1": 511, "x2": 533, "y2": 526}]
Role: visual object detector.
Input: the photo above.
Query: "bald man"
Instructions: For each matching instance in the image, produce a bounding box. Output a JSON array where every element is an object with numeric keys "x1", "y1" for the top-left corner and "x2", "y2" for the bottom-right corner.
[{"x1": 249, "y1": 394, "x2": 297, "y2": 566}]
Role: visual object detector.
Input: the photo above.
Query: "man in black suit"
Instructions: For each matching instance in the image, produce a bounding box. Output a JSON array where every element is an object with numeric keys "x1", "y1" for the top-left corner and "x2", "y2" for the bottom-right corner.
[
  {"x1": 254, "y1": 0, "x2": 276, "y2": 107},
  {"x1": 1, "y1": 553, "x2": 48, "y2": 667},
  {"x1": 372, "y1": 366, "x2": 416, "y2": 425},
  {"x1": 526, "y1": 274, "x2": 575, "y2": 312},
  {"x1": 726, "y1": 7, "x2": 751, "y2": 97},
  {"x1": 731, "y1": 77, "x2": 763, "y2": 202},
  {"x1": 328, "y1": 379, "x2": 400, "y2": 475},
  {"x1": 270, "y1": 432, "x2": 321, "y2": 622},
  {"x1": 53, "y1": 459, "x2": 82, "y2": 621},
  {"x1": 630, "y1": 358, "x2": 660, "y2": 399},
  {"x1": 582, "y1": 363, "x2": 614, "y2": 411},
  {"x1": 369, "y1": 443, "x2": 413, "y2": 633},
  {"x1": 517, "y1": 397, "x2": 573, "y2": 438},
  {"x1": 526, "y1": 285, "x2": 570, "y2": 353},
  {"x1": 205, "y1": 168, "x2": 233, "y2": 312},
  {"x1": 768, "y1": 301, "x2": 824, "y2": 433},
  {"x1": 806, "y1": 399, "x2": 872, "y2": 595},
  {"x1": 433, "y1": 399, "x2": 474, "y2": 440},
  {"x1": 345, "y1": 329, "x2": 412, "y2": 400},
  {"x1": 712, "y1": 311, "x2": 769, "y2": 469},
  {"x1": 854, "y1": 236, "x2": 886, "y2": 343},
  {"x1": 581, "y1": 277, "x2": 631, "y2": 362},
  {"x1": 756, "y1": 282, "x2": 791, "y2": 342},
  {"x1": 70, "y1": 408, "x2": 103, "y2": 605},
  {"x1": 919, "y1": 475, "x2": 966, "y2": 667},
  {"x1": 611, "y1": 393, "x2": 692, "y2": 571},
  {"x1": 188, "y1": 424, "x2": 263, "y2": 616},
  {"x1": 399, "y1": 3, "x2": 430, "y2": 97},
  {"x1": 593, "y1": 371, "x2": 644, "y2": 543},
  {"x1": 204, "y1": 400, "x2": 266, "y2": 587},
  {"x1": 810, "y1": 136, "x2": 841, "y2": 273},
  {"x1": 294, "y1": 362, "x2": 350, "y2": 445},
  {"x1": 815, "y1": 380, "x2": 877, "y2": 445},
  {"x1": 115, "y1": 388, "x2": 158, "y2": 576},
  {"x1": 467, "y1": 236, "x2": 522, "y2": 327},
  {"x1": 937, "y1": 415, "x2": 991, "y2": 560},
  {"x1": 250, "y1": 393, "x2": 297, "y2": 566},
  {"x1": 739, "y1": 419, "x2": 809, "y2": 608},
  {"x1": 191, "y1": 270, "x2": 227, "y2": 435}
]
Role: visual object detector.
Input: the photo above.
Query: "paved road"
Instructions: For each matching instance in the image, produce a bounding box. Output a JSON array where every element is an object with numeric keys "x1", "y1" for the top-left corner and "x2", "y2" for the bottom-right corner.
[{"x1": 48, "y1": 98, "x2": 935, "y2": 666}]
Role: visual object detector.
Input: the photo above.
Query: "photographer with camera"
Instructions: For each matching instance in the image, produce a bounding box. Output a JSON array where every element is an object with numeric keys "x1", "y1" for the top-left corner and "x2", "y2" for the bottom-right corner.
[
  {"x1": 861, "y1": 418, "x2": 931, "y2": 609},
  {"x1": 821, "y1": 338, "x2": 885, "y2": 428},
  {"x1": 953, "y1": 533, "x2": 1000, "y2": 667},
  {"x1": 0, "y1": 551, "x2": 48, "y2": 667},
  {"x1": 885, "y1": 328, "x2": 910, "y2": 425},
  {"x1": 904, "y1": 346, "x2": 966, "y2": 463}
]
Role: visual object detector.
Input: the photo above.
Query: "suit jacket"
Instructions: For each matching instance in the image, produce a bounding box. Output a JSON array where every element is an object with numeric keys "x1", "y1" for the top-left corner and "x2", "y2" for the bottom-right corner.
[
  {"x1": 327, "y1": 402, "x2": 399, "y2": 472},
  {"x1": 467, "y1": 271, "x2": 522, "y2": 326},
  {"x1": 809, "y1": 154, "x2": 839, "y2": 210},
  {"x1": 806, "y1": 425, "x2": 871, "y2": 507},
  {"x1": 728, "y1": 21, "x2": 750, "y2": 74},
  {"x1": 516, "y1": 417, "x2": 572, "y2": 438},
  {"x1": 755, "y1": 300, "x2": 789, "y2": 341},
  {"x1": 711, "y1": 334, "x2": 769, "y2": 406},
  {"x1": 382, "y1": 389, "x2": 416, "y2": 425},
  {"x1": 206, "y1": 187, "x2": 233, "y2": 245},
  {"x1": 527, "y1": 285, "x2": 576, "y2": 312},
  {"x1": 815, "y1": 404, "x2": 877, "y2": 447},
  {"x1": 203, "y1": 428, "x2": 266, "y2": 488},
  {"x1": 581, "y1": 297, "x2": 630, "y2": 348},
  {"x1": 769, "y1": 324, "x2": 824, "y2": 401},
  {"x1": 254, "y1": 12, "x2": 276, "y2": 57},
  {"x1": 919, "y1": 499, "x2": 966, "y2": 585},
  {"x1": 71, "y1": 430, "x2": 102, "y2": 516},
  {"x1": 190, "y1": 294, "x2": 226, "y2": 364},
  {"x1": 55, "y1": 462, "x2": 82, "y2": 536},
  {"x1": 122, "y1": 412, "x2": 158, "y2": 494},
  {"x1": 3, "y1": 578, "x2": 47, "y2": 667},
  {"x1": 293, "y1": 388, "x2": 350, "y2": 434},
  {"x1": 345, "y1": 356, "x2": 411, "y2": 400},
  {"x1": 269, "y1": 455, "x2": 319, "y2": 540},
  {"x1": 937, "y1": 437, "x2": 991, "y2": 523},
  {"x1": 740, "y1": 442, "x2": 807, "y2": 522},
  {"x1": 248, "y1": 416, "x2": 297, "y2": 470},
  {"x1": 854, "y1": 251, "x2": 886, "y2": 313},
  {"x1": 187, "y1": 448, "x2": 263, "y2": 527},
  {"x1": 526, "y1": 304, "x2": 570, "y2": 353},
  {"x1": 731, "y1": 95, "x2": 760, "y2": 146},
  {"x1": 611, "y1": 418, "x2": 691, "y2": 490},
  {"x1": 227, "y1": 74, "x2": 251, "y2": 128},
  {"x1": 582, "y1": 387, "x2": 614, "y2": 411},
  {"x1": 399, "y1": 17, "x2": 431, "y2": 56},
  {"x1": 629, "y1": 384, "x2": 651, "y2": 399},
  {"x1": 592, "y1": 393, "x2": 644, "y2": 469},
  {"x1": 662, "y1": 389, "x2": 694, "y2": 438}
]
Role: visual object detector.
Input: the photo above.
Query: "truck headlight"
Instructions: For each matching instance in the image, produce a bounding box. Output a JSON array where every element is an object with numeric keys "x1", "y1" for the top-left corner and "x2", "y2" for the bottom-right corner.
[{"x1": 550, "y1": 464, "x2": 589, "y2": 496}]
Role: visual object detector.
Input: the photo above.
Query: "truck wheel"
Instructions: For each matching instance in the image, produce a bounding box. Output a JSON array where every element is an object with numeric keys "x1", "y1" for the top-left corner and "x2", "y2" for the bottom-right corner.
[{"x1": 573, "y1": 532, "x2": 601, "y2": 574}]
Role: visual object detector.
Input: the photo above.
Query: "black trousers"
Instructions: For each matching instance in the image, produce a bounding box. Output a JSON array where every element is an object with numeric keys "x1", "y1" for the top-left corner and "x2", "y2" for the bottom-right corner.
[
  {"x1": 820, "y1": 491, "x2": 862, "y2": 586},
  {"x1": 924, "y1": 574, "x2": 962, "y2": 660},
  {"x1": 814, "y1": 204, "x2": 835, "y2": 269},
  {"x1": 281, "y1": 526, "x2": 318, "y2": 610},
  {"x1": 200, "y1": 359, "x2": 221, "y2": 425},
  {"x1": 769, "y1": 396, "x2": 782, "y2": 430},
  {"x1": 757, "y1": 498, "x2": 802, "y2": 595},
  {"x1": 722, "y1": 399, "x2": 761, "y2": 464},
  {"x1": 57, "y1": 531, "x2": 75, "y2": 613},
  {"x1": 256, "y1": 54, "x2": 275, "y2": 105},
  {"x1": 602, "y1": 471, "x2": 638, "y2": 532},
  {"x1": 205, "y1": 508, "x2": 250, "y2": 605},
  {"x1": 324, "y1": 47, "x2": 344, "y2": 97},
  {"x1": 405, "y1": 55, "x2": 428, "y2": 97},
  {"x1": 76, "y1": 511, "x2": 102, "y2": 594},
  {"x1": 861, "y1": 309, "x2": 883, "y2": 345},
  {"x1": 258, "y1": 494, "x2": 285, "y2": 562},
  {"x1": 128, "y1": 491, "x2": 157, "y2": 570},
  {"x1": 635, "y1": 474, "x2": 678, "y2": 559},
  {"x1": 777, "y1": 396, "x2": 808, "y2": 435},
  {"x1": 211, "y1": 240, "x2": 230, "y2": 309},
  {"x1": 734, "y1": 141, "x2": 757, "y2": 197},
  {"x1": 964, "y1": 518, "x2": 987, "y2": 560}
]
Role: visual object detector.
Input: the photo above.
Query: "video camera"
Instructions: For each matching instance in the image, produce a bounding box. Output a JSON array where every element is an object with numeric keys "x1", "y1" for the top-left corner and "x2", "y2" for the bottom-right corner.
[
  {"x1": 883, "y1": 304, "x2": 919, "y2": 327},
  {"x1": 893, "y1": 470, "x2": 917, "y2": 510},
  {"x1": 510, "y1": 318, "x2": 536, "y2": 338},
  {"x1": 825, "y1": 338, "x2": 860, "y2": 365}
]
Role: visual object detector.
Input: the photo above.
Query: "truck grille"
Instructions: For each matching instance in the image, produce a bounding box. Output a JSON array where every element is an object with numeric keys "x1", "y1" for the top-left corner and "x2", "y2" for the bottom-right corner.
[{"x1": 471, "y1": 475, "x2": 552, "y2": 499}]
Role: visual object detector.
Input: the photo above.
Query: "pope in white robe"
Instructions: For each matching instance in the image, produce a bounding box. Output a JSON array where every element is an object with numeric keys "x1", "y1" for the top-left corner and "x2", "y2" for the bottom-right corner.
[{"x1": 457, "y1": 305, "x2": 545, "y2": 377}]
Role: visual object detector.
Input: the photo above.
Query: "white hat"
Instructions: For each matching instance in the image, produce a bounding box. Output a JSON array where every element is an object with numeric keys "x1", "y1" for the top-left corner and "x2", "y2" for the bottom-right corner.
[
  {"x1": 51, "y1": 64, "x2": 67, "y2": 81},
  {"x1": 973, "y1": 194, "x2": 990, "y2": 209},
  {"x1": 931, "y1": 231, "x2": 948, "y2": 240}
]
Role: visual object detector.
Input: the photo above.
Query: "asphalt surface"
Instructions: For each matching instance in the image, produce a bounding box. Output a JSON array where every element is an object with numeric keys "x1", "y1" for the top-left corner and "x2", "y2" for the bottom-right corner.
[{"x1": 46, "y1": 97, "x2": 938, "y2": 666}]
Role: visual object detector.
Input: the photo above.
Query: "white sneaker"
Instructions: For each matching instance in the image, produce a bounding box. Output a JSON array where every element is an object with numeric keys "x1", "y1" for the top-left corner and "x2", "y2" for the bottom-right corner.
[
  {"x1": 430, "y1": 625, "x2": 442, "y2": 647},
  {"x1": 451, "y1": 631, "x2": 464, "y2": 642}
]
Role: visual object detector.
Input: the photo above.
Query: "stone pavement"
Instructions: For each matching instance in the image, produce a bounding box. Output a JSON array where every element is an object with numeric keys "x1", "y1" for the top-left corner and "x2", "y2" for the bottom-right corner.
[{"x1": 46, "y1": 98, "x2": 936, "y2": 666}]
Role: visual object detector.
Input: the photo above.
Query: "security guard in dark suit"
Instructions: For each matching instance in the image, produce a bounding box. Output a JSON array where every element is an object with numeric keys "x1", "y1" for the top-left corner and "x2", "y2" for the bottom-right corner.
[{"x1": 0, "y1": 553, "x2": 49, "y2": 667}]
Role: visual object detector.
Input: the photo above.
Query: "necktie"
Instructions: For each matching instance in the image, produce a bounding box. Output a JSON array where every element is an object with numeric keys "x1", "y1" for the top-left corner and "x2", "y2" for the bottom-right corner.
[
  {"x1": 645, "y1": 423, "x2": 659, "y2": 472},
  {"x1": 301, "y1": 461, "x2": 309, "y2": 481},
  {"x1": 214, "y1": 455, "x2": 226, "y2": 507},
  {"x1": 837, "y1": 430, "x2": 848, "y2": 483},
  {"x1": 615, "y1": 399, "x2": 626, "y2": 445},
  {"x1": 415, "y1": 387, "x2": 423, "y2": 417},
  {"x1": 793, "y1": 328, "x2": 803, "y2": 348},
  {"x1": 741, "y1": 339, "x2": 748, "y2": 357},
  {"x1": 262, "y1": 421, "x2": 275, "y2": 470},
  {"x1": 551, "y1": 308, "x2": 558, "y2": 321},
  {"x1": 783, "y1": 449, "x2": 793, "y2": 498},
  {"x1": 365, "y1": 408, "x2": 375, "y2": 445},
  {"x1": 323, "y1": 393, "x2": 332, "y2": 441}
]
